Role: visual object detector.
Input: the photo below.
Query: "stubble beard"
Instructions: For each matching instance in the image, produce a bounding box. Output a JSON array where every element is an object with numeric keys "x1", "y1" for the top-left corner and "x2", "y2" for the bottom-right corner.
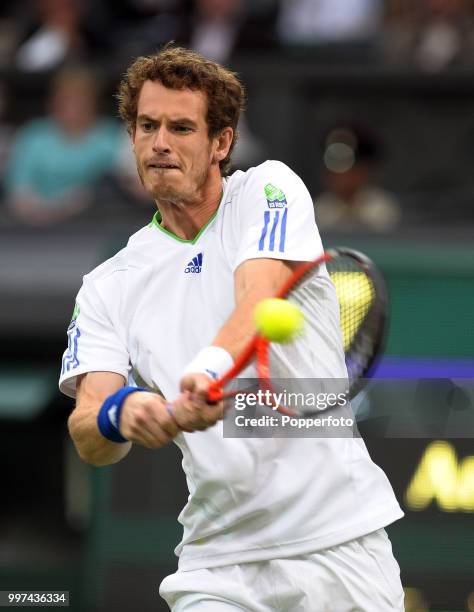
[{"x1": 136, "y1": 158, "x2": 211, "y2": 206}]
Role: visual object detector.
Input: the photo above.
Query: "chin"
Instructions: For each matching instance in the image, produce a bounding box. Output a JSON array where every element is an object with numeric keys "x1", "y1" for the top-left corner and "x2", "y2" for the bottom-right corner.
[{"x1": 149, "y1": 182, "x2": 184, "y2": 203}]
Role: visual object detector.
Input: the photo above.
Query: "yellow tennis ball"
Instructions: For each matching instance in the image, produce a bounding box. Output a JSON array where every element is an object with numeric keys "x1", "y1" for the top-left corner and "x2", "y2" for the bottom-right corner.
[{"x1": 254, "y1": 298, "x2": 304, "y2": 343}]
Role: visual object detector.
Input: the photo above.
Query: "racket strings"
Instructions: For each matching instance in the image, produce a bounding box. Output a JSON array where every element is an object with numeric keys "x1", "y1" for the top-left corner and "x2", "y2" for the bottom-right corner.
[
  {"x1": 264, "y1": 254, "x2": 380, "y2": 392},
  {"x1": 327, "y1": 258, "x2": 376, "y2": 353}
]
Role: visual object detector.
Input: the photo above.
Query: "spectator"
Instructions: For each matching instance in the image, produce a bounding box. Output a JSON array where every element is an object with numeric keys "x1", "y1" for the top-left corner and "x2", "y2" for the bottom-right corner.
[
  {"x1": 0, "y1": 1, "x2": 24, "y2": 68},
  {"x1": 314, "y1": 124, "x2": 401, "y2": 233},
  {"x1": 277, "y1": 0, "x2": 382, "y2": 45},
  {"x1": 415, "y1": 0, "x2": 474, "y2": 71},
  {"x1": 180, "y1": 0, "x2": 277, "y2": 64},
  {"x1": 187, "y1": 0, "x2": 243, "y2": 63},
  {"x1": 14, "y1": 0, "x2": 95, "y2": 71},
  {"x1": 85, "y1": 0, "x2": 184, "y2": 66},
  {"x1": 383, "y1": 0, "x2": 474, "y2": 71},
  {"x1": 5, "y1": 66, "x2": 122, "y2": 225}
]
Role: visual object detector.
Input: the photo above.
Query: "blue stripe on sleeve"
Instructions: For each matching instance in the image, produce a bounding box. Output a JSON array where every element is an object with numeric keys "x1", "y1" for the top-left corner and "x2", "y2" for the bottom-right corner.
[
  {"x1": 279, "y1": 208, "x2": 288, "y2": 252},
  {"x1": 62, "y1": 327, "x2": 81, "y2": 373},
  {"x1": 61, "y1": 336, "x2": 72, "y2": 375},
  {"x1": 258, "y1": 211, "x2": 270, "y2": 251},
  {"x1": 70, "y1": 328, "x2": 81, "y2": 370},
  {"x1": 269, "y1": 211, "x2": 280, "y2": 252},
  {"x1": 62, "y1": 328, "x2": 75, "y2": 375}
]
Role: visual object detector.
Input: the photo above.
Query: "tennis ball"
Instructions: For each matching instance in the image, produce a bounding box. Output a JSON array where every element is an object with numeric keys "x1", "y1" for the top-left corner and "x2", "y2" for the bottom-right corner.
[{"x1": 254, "y1": 298, "x2": 304, "y2": 343}]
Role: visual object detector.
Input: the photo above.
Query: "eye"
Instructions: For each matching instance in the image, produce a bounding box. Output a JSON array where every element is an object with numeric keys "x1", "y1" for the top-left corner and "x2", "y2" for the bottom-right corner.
[{"x1": 174, "y1": 125, "x2": 192, "y2": 133}]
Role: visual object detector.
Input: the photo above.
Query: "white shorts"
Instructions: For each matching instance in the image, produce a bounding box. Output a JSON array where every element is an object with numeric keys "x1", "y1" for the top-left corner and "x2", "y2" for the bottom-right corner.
[{"x1": 159, "y1": 528, "x2": 404, "y2": 611}]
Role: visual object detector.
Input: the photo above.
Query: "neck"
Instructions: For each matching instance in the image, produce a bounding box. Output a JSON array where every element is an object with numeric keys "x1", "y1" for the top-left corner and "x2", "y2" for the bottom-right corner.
[{"x1": 156, "y1": 173, "x2": 223, "y2": 241}]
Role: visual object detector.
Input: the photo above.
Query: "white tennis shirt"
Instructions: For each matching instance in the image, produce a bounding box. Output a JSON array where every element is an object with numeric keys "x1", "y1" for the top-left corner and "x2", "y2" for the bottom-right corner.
[{"x1": 59, "y1": 160, "x2": 403, "y2": 570}]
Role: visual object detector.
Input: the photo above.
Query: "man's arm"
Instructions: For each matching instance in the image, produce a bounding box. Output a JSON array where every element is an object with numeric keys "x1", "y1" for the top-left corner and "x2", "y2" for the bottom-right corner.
[
  {"x1": 69, "y1": 371, "x2": 181, "y2": 466},
  {"x1": 68, "y1": 372, "x2": 132, "y2": 466},
  {"x1": 214, "y1": 257, "x2": 296, "y2": 358},
  {"x1": 70, "y1": 260, "x2": 298, "y2": 450},
  {"x1": 179, "y1": 257, "x2": 296, "y2": 401}
]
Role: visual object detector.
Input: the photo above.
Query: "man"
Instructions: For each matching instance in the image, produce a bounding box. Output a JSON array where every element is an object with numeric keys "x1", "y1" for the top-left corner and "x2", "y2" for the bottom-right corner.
[
  {"x1": 6, "y1": 65, "x2": 122, "y2": 225},
  {"x1": 315, "y1": 123, "x2": 401, "y2": 233},
  {"x1": 60, "y1": 46, "x2": 405, "y2": 611}
]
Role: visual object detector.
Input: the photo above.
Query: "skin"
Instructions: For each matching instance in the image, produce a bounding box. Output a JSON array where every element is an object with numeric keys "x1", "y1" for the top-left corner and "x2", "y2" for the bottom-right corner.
[
  {"x1": 132, "y1": 80, "x2": 231, "y2": 240},
  {"x1": 68, "y1": 79, "x2": 294, "y2": 466}
]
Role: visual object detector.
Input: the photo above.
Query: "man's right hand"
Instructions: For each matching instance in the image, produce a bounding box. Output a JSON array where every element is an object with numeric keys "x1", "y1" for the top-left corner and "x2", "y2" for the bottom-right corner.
[{"x1": 170, "y1": 373, "x2": 224, "y2": 432}]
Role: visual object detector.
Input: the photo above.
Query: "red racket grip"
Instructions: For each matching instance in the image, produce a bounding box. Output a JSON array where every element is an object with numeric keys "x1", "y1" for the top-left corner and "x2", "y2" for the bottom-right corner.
[{"x1": 207, "y1": 383, "x2": 224, "y2": 402}]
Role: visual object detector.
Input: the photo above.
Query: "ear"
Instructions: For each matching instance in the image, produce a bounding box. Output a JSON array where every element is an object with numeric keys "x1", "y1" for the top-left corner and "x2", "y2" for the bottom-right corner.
[{"x1": 213, "y1": 127, "x2": 233, "y2": 163}]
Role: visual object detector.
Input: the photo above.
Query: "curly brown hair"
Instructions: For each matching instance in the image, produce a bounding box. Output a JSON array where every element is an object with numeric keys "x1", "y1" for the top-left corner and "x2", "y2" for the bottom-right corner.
[{"x1": 117, "y1": 45, "x2": 246, "y2": 175}]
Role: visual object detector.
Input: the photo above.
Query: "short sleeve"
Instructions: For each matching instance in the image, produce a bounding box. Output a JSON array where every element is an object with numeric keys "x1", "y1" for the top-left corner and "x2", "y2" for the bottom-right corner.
[
  {"x1": 232, "y1": 161, "x2": 324, "y2": 271},
  {"x1": 59, "y1": 277, "x2": 130, "y2": 398}
]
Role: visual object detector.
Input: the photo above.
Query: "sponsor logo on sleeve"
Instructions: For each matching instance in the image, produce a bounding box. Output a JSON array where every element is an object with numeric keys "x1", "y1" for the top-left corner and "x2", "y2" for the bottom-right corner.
[
  {"x1": 68, "y1": 303, "x2": 80, "y2": 331},
  {"x1": 264, "y1": 183, "x2": 287, "y2": 209}
]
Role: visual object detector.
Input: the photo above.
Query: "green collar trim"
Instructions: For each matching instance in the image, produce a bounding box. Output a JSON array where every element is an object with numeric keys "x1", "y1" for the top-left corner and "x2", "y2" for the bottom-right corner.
[{"x1": 149, "y1": 192, "x2": 222, "y2": 244}]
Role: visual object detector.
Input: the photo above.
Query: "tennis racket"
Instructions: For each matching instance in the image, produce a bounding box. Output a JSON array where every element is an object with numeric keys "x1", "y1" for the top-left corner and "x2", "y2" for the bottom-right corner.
[{"x1": 205, "y1": 247, "x2": 388, "y2": 418}]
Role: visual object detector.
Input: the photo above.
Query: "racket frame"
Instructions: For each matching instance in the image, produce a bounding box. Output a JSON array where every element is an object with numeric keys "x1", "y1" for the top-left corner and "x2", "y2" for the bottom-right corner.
[{"x1": 207, "y1": 248, "x2": 388, "y2": 405}]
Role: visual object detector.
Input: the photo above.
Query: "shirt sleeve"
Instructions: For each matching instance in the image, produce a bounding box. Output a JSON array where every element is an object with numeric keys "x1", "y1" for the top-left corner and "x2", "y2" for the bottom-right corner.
[
  {"x1": 232, "y1": 160, "x2": 324, "y2": 271},
  {"x1": 59, "y1": 276, "x2": 130, "y2": 398}
]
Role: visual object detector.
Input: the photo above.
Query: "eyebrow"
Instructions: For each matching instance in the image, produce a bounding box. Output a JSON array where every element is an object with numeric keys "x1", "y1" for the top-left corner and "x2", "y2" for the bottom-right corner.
[{"x1": 136, "y1": 114, "x2": 198, "y2": 127}]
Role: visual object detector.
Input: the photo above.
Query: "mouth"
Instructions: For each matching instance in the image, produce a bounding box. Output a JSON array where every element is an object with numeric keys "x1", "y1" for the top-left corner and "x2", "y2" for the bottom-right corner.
[{"x1": 148, "y1": 162, "x2": 180, "y2": 171}]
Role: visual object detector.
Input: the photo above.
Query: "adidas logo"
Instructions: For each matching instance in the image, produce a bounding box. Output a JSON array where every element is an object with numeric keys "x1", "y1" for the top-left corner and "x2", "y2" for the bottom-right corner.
[{"x1": 185, "y1": 253, "x2": 203, "y2": 274}]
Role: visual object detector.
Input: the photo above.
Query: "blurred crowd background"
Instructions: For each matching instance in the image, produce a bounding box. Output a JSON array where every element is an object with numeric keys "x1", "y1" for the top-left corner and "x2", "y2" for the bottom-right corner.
[
  {"x1": 0, "y1": 2, "x2": 473, "y2": 612},
  {"x1": 0, "y1": 0, "x2": 473, "y2": 231}
]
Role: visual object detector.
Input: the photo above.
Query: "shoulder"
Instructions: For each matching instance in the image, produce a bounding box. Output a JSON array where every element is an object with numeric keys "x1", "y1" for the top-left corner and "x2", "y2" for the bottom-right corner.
[
  {"x1": 227, "y1": 160, "x2": 304, "y2": 192},
  {"x1": 83, "y1": 250, "x2": 128, "y2": 290},
  {"x1": 84, "y1": 224, "x2": 155, "y2": 286},
  {"x1": 224, "y1": 160, "x2": 311, "y2": 212}
]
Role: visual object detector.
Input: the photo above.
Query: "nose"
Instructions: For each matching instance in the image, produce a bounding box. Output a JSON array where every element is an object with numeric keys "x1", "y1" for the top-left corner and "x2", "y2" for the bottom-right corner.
[{"x1": 152, "y1": 126, "x2": 171, "y2": 153}]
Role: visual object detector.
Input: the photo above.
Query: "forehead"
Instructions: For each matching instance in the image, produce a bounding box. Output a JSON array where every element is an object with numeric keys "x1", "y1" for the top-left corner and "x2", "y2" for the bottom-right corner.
[{"x1": 137, "y1": 80, "x2": 208, "y2": 122}]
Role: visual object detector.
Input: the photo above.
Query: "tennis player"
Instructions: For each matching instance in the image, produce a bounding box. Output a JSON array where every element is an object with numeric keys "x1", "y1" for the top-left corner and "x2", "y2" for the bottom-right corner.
[{"x1": 60, "y1": 46, "x2": 405, "y2": 611}]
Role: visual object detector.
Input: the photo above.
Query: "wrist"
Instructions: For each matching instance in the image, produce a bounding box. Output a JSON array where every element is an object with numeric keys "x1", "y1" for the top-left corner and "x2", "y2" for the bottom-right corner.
[
  {"x1": 97, "y1": 386, "x2": 147, "y2": 443},
  {"x1": 183, "y1": 346, "x2": 234, "y2": 381}
]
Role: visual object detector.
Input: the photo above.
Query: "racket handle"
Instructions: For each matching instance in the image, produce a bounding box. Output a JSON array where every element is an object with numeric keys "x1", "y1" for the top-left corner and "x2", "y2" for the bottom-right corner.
[
  {"x1": 207, "y1": 383, "x2": 223, "y2": 403},
  {"x1": 256, "y1": 337, "x2": 270, "y2": 379}
]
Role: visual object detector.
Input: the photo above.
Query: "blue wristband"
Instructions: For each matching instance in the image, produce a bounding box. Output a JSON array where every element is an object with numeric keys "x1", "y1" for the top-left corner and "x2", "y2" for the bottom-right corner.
[{"x1": 97, "y1": 386, "x2": 147, "y2": 443}]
